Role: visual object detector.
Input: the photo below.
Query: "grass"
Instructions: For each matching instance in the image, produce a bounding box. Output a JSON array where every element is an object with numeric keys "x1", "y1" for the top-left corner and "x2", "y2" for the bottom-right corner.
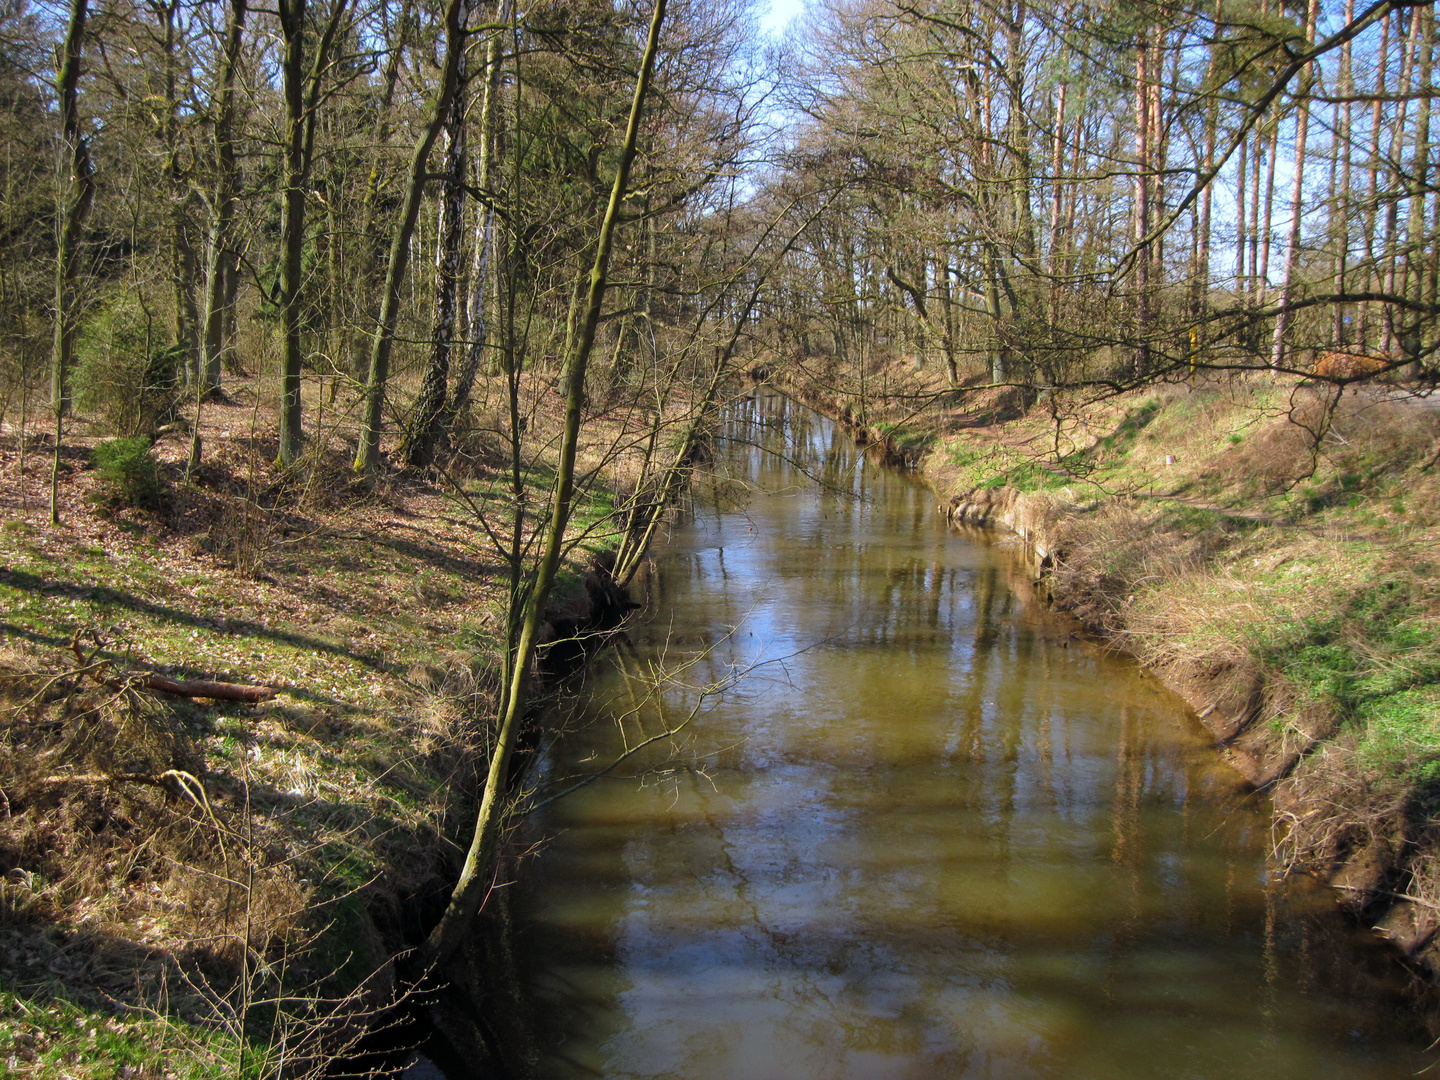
[
  {"x1": 0, "y1": 988, "x2": 266, "y2": 1080},
  {"x1": 1253, "y1": 575, "x2": 1440, "y2": 780},
  {"x1": 0, "y1": 365, "x2": 653, "y2": 1075},
  {"x1": 944, "y1": 442, "x2": 1077, "y2": 493},
  {"x1": 873, "y1": 420, "x2": 935, "y2": 457}
]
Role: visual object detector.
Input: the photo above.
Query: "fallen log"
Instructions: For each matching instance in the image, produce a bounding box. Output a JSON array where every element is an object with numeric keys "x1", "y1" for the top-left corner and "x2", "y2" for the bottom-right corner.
[
  {"x1": 70, "y1": 632, "x2": 276, "y2": 702},
  {"x1": 131, "y1": 673, "x2": 277, "y2": 703}
]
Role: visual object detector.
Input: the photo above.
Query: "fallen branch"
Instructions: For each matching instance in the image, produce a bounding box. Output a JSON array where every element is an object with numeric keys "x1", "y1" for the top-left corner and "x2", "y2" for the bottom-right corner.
[
  {"x1": 132, "y1": 673, "x2": 277, "y2": 703},
  {"x1": 70, "y1": 630, "x2": 276, "y2": 702},
  {"x1": 35, "y1": 768, "x2": 207, "y2": 804}
]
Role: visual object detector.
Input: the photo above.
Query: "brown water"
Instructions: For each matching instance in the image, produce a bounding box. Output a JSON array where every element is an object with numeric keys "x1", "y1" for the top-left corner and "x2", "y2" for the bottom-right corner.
[{"x1": 512, "y1": 391, "x2": 1431, "y2": 1080}]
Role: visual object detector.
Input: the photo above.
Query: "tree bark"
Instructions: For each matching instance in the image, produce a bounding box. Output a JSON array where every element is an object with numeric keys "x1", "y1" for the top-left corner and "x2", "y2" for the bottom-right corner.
[
  {"x1": 354, "y1": 0, "x2": 469, "y2": 479},
  {"x1": 276, "y1": 0, "x2": 350, "y2": 467},
  {"x1": 50, "y1": 0, "x2": 93, "y2": 526},
  {"x1": 442, "y1": 0, "x2": 509, "y2": 429},
  {"x1": 1333, "y1": 0, "x2": 1355, "y2": 346},
  {"x1": 350, "y1": 0, "x2": 414, "y2": 383},
  {"x1": 1382, "y1": 9, "x2": 1419, "y2": 356},
  {"x1": 1133, "y1": 34, "x2": 1151, "y2": 378},
  {"x1": 1402, "y1": 6, "x2": 1432, "y2": 363},
  {"x1": 1257, "y1": 120, "x2": 1279, "y2": 306},
  {"x1": 400, "y1": 0, "x2": 474, "y2": 472},
  {"x1": 201, "y1": 0, "x2": 247, "y2": 392},
  {"x1": 1270, "y1": 0, "x2": 1319, "y2": 369},
  {"x1": 149, "y1": 0, "x2": 201, "y2": 384},
  {"x1": 1235, "y1": 131, "x2": 1247, "y2": 288},
  {"x1": 1362, "y1": 12, "x2": 1391, "y2": 346}
]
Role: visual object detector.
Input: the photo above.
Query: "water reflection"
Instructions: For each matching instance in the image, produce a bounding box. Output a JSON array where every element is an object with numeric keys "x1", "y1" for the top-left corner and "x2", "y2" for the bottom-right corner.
[{"x1": 512, "y1": 391, "x2": 1429, "y2": 1080}]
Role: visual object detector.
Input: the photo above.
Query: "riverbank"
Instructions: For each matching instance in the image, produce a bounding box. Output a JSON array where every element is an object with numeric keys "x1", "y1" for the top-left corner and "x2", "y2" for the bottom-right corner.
[
  {"x1": 771, "y1": 360, "x2": 1440, "y2": 983},
  {"x1": 0, "y1": 372, "x2": 649, "y2": 1076}
]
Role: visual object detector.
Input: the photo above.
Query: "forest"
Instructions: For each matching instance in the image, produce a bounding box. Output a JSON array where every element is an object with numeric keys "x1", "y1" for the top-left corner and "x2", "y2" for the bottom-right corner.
[
  {"x1": 8, "y1": 0, "x2": 1439, "y2": 464},
  {"x1": 3, "y1": 0, "x2": 1440, "y2": 1073}
]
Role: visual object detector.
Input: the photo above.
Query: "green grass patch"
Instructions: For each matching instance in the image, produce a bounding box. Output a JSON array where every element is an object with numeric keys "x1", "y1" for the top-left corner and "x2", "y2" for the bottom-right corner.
[
  {"x1": 1254, "y1": 576, "x2": 1440, "y2": 778},
  {"x1": 944, "y1": 442, "x2": 1078, "y2": 492},
  {"x1": 0, "y1": 987, "x2": 265, "y2": 1079},
  {"x1": 874, "y1": 421, "x2": 935, "y2": 456}
]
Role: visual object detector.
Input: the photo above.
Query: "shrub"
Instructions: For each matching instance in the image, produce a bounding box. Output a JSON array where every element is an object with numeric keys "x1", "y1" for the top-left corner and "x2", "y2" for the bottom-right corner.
[
  {"x1": 75, "y1": 299, "x2": 183, "y2": 437},
  {"x1": 90, "y1": 436, "x2": 167, "y2": 510}
]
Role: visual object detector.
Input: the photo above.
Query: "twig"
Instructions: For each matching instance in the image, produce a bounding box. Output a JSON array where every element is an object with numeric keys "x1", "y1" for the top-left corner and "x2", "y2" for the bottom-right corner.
[{"x1": 34, "y1": 768, "x2": 207, "y2": 805}]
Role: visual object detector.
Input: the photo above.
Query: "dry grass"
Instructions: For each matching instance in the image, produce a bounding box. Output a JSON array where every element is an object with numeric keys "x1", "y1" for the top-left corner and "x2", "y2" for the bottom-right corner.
[
  {"x1": 0, "y1": 354, "x2": 685, "y2": 1072},
  {"x1": 0, "y1": 653, "x2": 333, "y2": 1075}
]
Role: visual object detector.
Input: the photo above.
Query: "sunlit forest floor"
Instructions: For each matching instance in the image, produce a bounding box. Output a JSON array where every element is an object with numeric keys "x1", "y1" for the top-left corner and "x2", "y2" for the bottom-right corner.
[{"x1": 0, "y1": 371, "x2": 637, "y2": 1077}]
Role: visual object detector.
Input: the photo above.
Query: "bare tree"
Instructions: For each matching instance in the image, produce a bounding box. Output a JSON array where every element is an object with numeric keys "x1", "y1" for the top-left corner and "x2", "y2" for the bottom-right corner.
[
  {"x1": 50, "y1": 0, "x2": 93, "y2": 524},
  {"x1": 414, "y1": 0, "x2": 669, "y2": 975}
]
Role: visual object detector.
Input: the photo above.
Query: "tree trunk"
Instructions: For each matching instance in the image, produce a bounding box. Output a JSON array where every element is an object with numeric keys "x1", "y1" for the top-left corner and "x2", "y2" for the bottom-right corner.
[
  {"x1": 1194, "y1": 3, "x2": 1220, "y2": 324},
  {"x1": 1247, "y1": 120, "x2": 1262, "y2": 303},
  {"x1": 1382, "y1": 7, "x2": 1428, "y2": 355},
  {"x1": 152, "y1": 0, "x2": 201, "y2": 385},
  {"x1": 1151, "y1": 28, "x2": 1168, "y2": 271},
  {"x1": 277, "y1": 0, "x2": 309, "y2": 465},
  {"x1": 1257, "y1": 120, "x2": 1279, "y2": 305},
  {"x1": 1382, "y1": 10, "x2": 1419, "y2": 356},
  {"x1": 1403, "y1": 6, "x2": 1433, "y2": 365},
  {"x1": 1332, "y1": 0, "x2": 1354, "y2": 346},
  {"x1": 442, "y1": 2, "x2": 509, "y2": 429},
  {"x1": 1133, "y1": 35, "x2": 1151, "y2": 378},
  {"x1": 1362, "y1": 13, "x2": 1390, "y2": 346},
  {"x1": 50, "y1": 0, "x2": 93, "y2": 525},
  {"x1": 201, "y1": 0, "x2": 247, "y2": 391},
  {"x1": 1270, "y1": 0, "x2": 1318, "y2": 369},
  {"x1": 400, "y1": 0, "x2": 475, "y2": 472},
  {"x1": 171, "y1": 208, "x2": 200, "y2": 381},
  {"x1": 1235, "y1": 132, "x2": 1247, "y2": 288},
  {"x1": 1048, "y1": 81, "x2": 1067, "y2": 325},
  {"x1": 353, "y1": 0, "x2": 469, "y2": 479},
  {"x1": 276, "y1": 0, "x2": 351, "y2": 466},
  {"x1": 222, "y1": 258, "x2": 241, "y2": 374},
  {"x1": 938, "y1": 256, "x2": 959, "y2": 385},
  {"x1": 350, "y1": 0, "x2": 413, "y2": 382}
]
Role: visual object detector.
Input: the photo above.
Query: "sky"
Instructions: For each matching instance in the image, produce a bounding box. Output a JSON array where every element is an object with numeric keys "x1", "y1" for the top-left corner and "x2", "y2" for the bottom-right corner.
[{"x1": 760, "y1": 0, "x2": 808, "y2": 36}]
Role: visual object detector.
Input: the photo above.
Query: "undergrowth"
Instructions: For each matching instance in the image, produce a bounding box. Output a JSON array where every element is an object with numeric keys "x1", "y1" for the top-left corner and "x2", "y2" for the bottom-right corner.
[{"x1": 90, "y1": 438, "x2": 167, "y2": 512}]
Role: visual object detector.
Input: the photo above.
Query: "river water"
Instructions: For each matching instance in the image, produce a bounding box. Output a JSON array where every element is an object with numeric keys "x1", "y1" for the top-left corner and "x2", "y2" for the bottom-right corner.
[{"x1": 509, "y1": 391, "x2": 1431, "y2": 1080}]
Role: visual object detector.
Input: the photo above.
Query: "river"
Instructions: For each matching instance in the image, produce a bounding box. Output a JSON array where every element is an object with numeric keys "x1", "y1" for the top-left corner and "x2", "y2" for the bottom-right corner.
[{"x1": 505, "y1": 390, "x2": 1431, "y2": 1079}]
